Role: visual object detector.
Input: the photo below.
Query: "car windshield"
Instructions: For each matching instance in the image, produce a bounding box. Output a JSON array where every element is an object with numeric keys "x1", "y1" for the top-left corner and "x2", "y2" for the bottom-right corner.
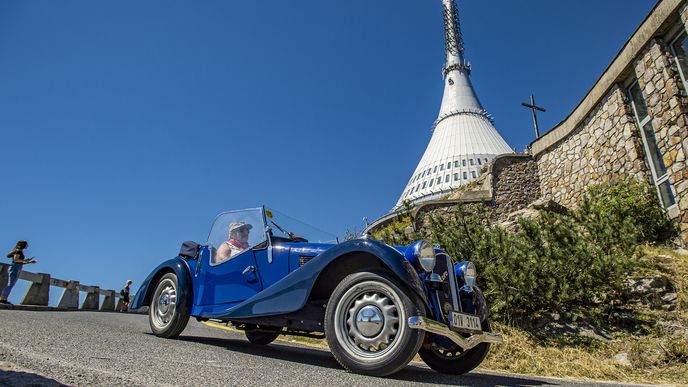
[
  {"x1": 264, "y1": 206, "x2": 338, "y2": 244},
  {"x1": 206, "y1": 208, "x2": 267, "y2": 264}
]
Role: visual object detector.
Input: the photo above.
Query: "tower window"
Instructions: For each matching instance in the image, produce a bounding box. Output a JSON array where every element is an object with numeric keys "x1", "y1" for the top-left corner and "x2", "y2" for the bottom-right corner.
[
  {"x1": 462, "y1": 160, "x2": 466, "y2": 167},
  {"x1": 454, "y1": 161, "x2": 459, "y2": 168},
  {"x1": 436, "y1": 177, "x2": 441, "y2": 184},
  {"x1": 454, "y1": 173, "x2": 459, "y2": 181},
  {"x1": 463, "y1": 172, "x2": 467, "y2": 179},
  {"x1": 447, "y1": 162, "x2": 451, "y2": 169},
  {"x1": 429, "y1": 180, "x2": 434, "y2": 187},
  {"x1": 484, "y1": 158, "x2": 488, "y2": 163},
  {"x1": 477, "y1": 159, "x2": 482, "y2": 165},
  {"x1": 472, "y1": 171, "x2": 477, "y2": 178},
  {"x1": 433, "y1": 166, "x2": 437, "y2": 173},
  {"x1": 440, "y1": 164, "x2": 444, "y2": 171},
  {"x1": 422, "y1": 182, "x2": 427, "y2": 189},
  {"x1": 445, "y1": 175, "x2": 450, "y2": 182},
  {"x1": 470, "y1": 159, "x2": 474, "y2": 166}
]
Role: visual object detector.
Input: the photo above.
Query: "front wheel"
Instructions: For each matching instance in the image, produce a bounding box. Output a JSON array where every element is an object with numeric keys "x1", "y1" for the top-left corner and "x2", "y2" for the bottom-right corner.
[
  {"x1": 324, "y1": 271, "x2": 425, "y2": 377},
  {"x1": 149, "y1": 273, "x2": 190, "y2": 338},
  {"x1": 418, "y1": 320, "x2": 492, "y2": 374}
]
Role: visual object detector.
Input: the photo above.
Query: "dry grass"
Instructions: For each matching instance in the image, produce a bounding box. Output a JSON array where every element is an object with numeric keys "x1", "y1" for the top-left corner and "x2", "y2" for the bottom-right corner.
[{"x1": 483, "y1": 323, "x2": 688, "y2": 385}]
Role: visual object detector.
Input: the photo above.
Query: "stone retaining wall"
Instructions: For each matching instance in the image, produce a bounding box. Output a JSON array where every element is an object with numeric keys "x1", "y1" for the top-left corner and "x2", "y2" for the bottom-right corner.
[
  {"x1": 491, "y1": 155, "x2": 541, "y2": 220},
  {"x1": 535, "y1": 85, "x2": 649, "y2": 206}
]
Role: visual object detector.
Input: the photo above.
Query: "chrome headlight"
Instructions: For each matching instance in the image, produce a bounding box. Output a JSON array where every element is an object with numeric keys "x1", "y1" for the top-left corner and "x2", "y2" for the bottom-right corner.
[
  {"x1": 415, "y1": 240, "x2": 436, "y2": 273},
  {"x1": 463, "y1": 261, "x2": 477, "y2": 287}
]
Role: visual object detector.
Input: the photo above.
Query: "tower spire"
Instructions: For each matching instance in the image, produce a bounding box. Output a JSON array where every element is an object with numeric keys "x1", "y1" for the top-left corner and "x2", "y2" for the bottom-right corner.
[
  {"x1": 392, "y1": 0, "x2": 512, "y2": 209},
  {"x1": 442, "y1": 0, "x2": 465, "y2": 69}
]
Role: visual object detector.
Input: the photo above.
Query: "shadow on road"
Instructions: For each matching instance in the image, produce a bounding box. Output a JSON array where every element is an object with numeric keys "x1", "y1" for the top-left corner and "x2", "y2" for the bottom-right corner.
[
  {"x1": 0, "y1": 369, "x2": 68, "y2": 387},
  {"x1": 175, "y1": 334, "x2": 557, "y2": 387}
]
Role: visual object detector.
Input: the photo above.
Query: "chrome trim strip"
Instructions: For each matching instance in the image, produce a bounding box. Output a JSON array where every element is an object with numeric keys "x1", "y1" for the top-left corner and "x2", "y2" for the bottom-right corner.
[
  {"x1": 443, "y1": 254, "x2": 460, "y2": 312},
  {"x1": 434, "y1": 291, "x2": 447, "y2": 323},
  {"x1": 407, "y1": 316, "x2": 502, "y2": 351}
]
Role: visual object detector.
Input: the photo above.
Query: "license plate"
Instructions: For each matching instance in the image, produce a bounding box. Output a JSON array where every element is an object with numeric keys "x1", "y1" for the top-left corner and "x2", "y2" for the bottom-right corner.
[{"x1": 449, "y1": 311, "x2": 482, "y2": 333}]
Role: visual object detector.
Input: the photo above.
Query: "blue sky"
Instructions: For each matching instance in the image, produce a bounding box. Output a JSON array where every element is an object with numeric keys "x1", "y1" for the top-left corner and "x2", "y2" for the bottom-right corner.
[{"x1": 1, "y1": 0, "x2": 656, "y2": 298}]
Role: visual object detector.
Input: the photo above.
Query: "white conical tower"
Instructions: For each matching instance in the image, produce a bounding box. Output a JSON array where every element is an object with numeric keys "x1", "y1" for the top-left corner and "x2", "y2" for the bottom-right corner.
[{"x1": 394, "y1": 0, "x2": 512, "y2": 208}]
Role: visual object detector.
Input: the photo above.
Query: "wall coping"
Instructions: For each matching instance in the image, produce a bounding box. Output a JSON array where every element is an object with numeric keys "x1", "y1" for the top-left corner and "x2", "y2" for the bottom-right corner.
[{"x1": 531, "y1": 0, "x2": 684, "y2": 156}]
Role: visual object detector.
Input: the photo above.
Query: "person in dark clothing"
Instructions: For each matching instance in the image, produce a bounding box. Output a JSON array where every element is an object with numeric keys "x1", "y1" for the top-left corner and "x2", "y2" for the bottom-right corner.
[
  {"x1": 120, "y1": 280, "x2": 133, "y2": 312},
  {"x1": 1, "y1": 240, "x2": 37, "y2": 304}
]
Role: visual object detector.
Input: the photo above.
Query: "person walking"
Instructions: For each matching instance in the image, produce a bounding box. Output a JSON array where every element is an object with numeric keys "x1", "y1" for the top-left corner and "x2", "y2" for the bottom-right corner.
[
  {"x1": 120, "y1": 279, "x2": 133, "y2": 312},
  {"x1": 1, "y1": 240, "x2": 37, "y2": 305}
]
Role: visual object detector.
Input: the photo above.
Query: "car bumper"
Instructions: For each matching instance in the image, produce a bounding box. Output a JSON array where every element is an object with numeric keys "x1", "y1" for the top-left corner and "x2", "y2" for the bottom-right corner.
[{"x1": 407, "y1": 316, "x2": 503, "y2": 351}]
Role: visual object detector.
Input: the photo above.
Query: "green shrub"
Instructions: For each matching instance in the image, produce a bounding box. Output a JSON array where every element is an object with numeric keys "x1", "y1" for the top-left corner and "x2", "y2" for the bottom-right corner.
[
  {"x1": 576, "y1": 179, "x2": 677, "y2": 245},
  {"x1": 414, "y1": 179, "x2": 676, "y2": 325}
]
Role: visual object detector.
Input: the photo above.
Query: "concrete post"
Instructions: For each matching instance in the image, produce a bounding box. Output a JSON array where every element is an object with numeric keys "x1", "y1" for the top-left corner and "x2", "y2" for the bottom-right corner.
[
  {"x1": 115, "y1": 298, "x2": 125, "y2": 312},
  {"x1": 81, "y1": 286, "x2": 100, "y2": 310},
  {"x1": 20, "y1": 273, "x2": 51, "y2": 306},
  {"x1": 100, "y1": 290, "x2": 116, "y2": 311},
  {"x1": 57, "y1": 280, "x2": 80, "y2": 309},
  {"x1": 0, "y1": 264, "x2": 8, "y2": 292}
]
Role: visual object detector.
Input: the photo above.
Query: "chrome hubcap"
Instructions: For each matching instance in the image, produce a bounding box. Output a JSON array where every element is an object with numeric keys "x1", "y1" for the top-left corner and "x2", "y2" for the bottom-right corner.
[
  {"x1": 151, "y1": 279, "x2": 177, "y2": 329},
  {"x1": 334, "y1": 280, "x2": 405, "y2": 360},
  {"x1": 355, "y1": 305, "x2": 384, "y2": 337}
]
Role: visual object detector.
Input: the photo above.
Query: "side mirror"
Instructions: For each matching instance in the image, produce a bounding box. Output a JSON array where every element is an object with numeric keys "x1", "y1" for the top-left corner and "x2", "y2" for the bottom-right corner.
[{"x1": 179, "y1": 241, "x2": 200, "y2": 259}]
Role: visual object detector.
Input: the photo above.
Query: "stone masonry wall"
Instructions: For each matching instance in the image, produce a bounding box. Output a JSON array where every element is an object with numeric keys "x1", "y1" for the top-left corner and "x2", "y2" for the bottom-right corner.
[
  {"x1": 536, "y1": 85, "x2": 649, "y2": 206},
  {"x1": 536, "y1": 28, "x2": 688, "y2": 244},
  {"x1": 623, "y1": 37, "x2": 687, "y2": 240},
  {"x1": 491, "y1": 155, "x2": 541, "y2": 220}
]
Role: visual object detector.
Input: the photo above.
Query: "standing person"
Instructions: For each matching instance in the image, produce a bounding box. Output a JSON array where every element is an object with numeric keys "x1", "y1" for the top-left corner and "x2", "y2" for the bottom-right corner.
[
  {"x1": 120, "y1": 280, "x2": 133, "y2": 312},
  {"x1": 1, "y1": 240, "x2": 36, "y2": 305}
]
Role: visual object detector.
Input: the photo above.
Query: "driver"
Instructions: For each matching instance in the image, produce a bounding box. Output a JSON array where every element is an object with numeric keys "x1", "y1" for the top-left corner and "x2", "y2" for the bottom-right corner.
[{"x1": 214, "y1": 221, "x2": 253, "y2": 263}]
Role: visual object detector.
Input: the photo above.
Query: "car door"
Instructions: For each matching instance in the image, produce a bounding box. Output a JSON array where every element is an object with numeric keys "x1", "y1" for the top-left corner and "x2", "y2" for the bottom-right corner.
[
  {"x1": 196, "y1": 247, "x2": 262, "y2": 305},
  {"x1": 195, "y1": 208, "x2": 266, "y2": 306}
]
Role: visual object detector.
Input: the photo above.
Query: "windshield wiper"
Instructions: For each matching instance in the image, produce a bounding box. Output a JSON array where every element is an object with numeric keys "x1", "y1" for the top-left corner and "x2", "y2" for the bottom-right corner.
[
  {"x1": 271, "y1": 221, "x2": 295, "y2": 238},
  {"x1": 271, "y1": 221, "x2": 308, "y2": 242}
]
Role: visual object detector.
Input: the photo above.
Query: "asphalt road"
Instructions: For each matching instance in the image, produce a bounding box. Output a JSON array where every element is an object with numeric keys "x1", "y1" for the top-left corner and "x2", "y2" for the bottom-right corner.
[{"x1": 0, "y1": 310, "x2": 652, "y2": 387}]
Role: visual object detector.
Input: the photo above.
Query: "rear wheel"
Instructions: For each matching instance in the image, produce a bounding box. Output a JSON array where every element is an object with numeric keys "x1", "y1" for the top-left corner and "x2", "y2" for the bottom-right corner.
[
  {"x1": 324, "y1": 271, "x2": 425, "y2": 376},
  {"x1": 418, "y1": 319, "x2": 491, "y2": 375},
  {"x1": 245, "y1": 330, "x2": 280, "y2": 345},
  {"x1": 149, "y1": 273, "x2": 190, "y2": 338}
]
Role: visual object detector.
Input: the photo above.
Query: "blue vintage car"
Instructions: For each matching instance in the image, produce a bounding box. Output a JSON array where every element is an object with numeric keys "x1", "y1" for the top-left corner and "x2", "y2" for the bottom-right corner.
[{"x1": 132, "y1": 206, "x2": 502, "y2": 376}]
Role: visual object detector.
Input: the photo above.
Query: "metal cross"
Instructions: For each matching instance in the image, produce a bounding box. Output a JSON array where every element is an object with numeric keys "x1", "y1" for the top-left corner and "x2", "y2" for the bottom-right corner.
[{"x1": 521, "y1": 95, "x2": 546, "y2": 139}]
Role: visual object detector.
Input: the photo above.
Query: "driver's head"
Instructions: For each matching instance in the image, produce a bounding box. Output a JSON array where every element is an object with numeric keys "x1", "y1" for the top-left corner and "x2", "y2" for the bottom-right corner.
[{"x1": 228, "y1": 222, "x2": 252, "y2": 243}]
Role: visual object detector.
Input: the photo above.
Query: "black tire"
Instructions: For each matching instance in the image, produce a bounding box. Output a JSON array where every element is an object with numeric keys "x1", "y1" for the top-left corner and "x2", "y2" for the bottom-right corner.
[
  {"x1": 324, "y1": 271, "x2": 425, "y2": 377},
  {"x1": 149, "y1": 273, "x2": 190, "y2": 338},
  {"x1": 245, "y1": 331, "x2": 280, "y2": 345},
  {"x1": 418, "y1": 319, "x2": 492, "y2": 375}
]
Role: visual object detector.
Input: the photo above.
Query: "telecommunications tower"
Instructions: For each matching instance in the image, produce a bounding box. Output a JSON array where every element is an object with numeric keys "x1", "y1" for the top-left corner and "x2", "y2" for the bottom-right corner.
[{"x1": 394, "y1": 0, "x2": 511, "y2": 208}]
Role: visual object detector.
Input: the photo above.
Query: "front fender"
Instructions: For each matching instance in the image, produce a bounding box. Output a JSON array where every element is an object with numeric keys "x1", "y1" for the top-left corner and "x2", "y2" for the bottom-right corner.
[
  {"x1": 130, "y1": 257, "x2": 193, "y2": 313},
  {"x1": 206, "y1": 238, "x2": 428, "y2": 319}
]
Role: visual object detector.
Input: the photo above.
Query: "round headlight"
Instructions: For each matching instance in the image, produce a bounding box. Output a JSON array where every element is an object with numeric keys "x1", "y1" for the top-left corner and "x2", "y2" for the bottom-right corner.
[
  {"x1": 464, "y1": 261, "x2": 477, "y2": 287},
  {"x1": 417, "y1": 240, "x2": 436, "y2": 273}
]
